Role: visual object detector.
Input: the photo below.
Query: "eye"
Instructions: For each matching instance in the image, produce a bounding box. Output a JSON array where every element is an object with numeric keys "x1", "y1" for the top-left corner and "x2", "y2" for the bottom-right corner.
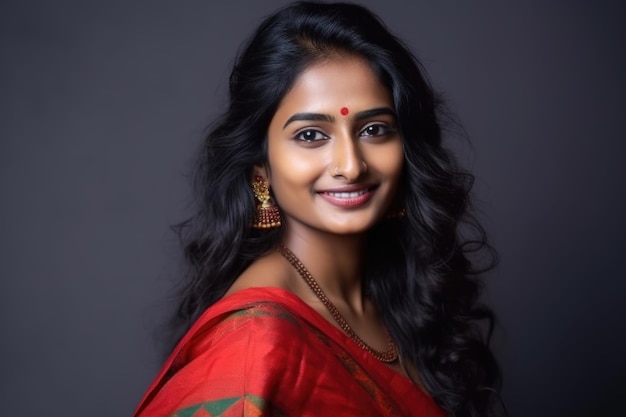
[
  {"x1": 294, "y1": 129, "x2": 329, "y2": 142},
  {"x1": 359, "y1": 123, "x2": 395, "y2": 138}
]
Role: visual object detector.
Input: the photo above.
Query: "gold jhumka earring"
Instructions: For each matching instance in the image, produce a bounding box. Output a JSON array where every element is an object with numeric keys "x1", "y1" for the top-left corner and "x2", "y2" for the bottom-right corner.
[{"x1": 251, "y1": 175, "x2": 281, "y2": 229}]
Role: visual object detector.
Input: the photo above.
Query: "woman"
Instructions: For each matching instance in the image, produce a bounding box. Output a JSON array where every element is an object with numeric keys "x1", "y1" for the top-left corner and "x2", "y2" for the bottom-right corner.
[{"x1": 134, "y1": 2, "x2": 501, "y2": 416}]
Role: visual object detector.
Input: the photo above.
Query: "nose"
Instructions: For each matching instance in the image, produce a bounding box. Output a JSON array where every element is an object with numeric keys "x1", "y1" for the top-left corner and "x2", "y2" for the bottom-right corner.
[{"x1": 330, "y1": 133, "x2": 367, "y2": 181}]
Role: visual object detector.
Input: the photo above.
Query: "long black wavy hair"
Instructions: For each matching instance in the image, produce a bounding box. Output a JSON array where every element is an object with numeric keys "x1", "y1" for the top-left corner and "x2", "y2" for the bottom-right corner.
[{"x1": 172, "y1": 2, "x2": 502, "y2": 416}]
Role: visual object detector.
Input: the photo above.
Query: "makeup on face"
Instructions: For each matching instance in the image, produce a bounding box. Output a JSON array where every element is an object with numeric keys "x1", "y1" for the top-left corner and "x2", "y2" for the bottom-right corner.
[{"x1": 265, "y1": 57, "x2": 404, "y2": 235}]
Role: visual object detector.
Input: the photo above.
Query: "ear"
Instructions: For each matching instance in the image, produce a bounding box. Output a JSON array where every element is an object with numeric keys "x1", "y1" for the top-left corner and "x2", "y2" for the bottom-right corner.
[{"x1": 252, "y1": 164, "x2": 270, "y2": 182}]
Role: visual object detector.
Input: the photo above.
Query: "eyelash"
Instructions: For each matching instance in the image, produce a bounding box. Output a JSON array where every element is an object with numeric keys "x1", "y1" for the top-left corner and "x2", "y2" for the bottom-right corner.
[
  {"x1": 293, "y1": 123, "x2": 395, "y2": 143},
  {"x1": 359, "y1": 123, "x2": 395, "y2": 138},
  {"x1": 294, "y1": 129, "x2": 329, "y2": 142}
]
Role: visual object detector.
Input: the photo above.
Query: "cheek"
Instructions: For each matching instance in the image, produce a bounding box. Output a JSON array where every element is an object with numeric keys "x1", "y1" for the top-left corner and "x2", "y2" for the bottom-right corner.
[
  {"x1": 370, "y1": 141, "x2": 405, "y2": 178},
  {"x1": 391, "y1": 145, "x2": 405, "y2": 176},
  {"x1": 267, "y1": 145, "x2": 327, "y2": 194}
]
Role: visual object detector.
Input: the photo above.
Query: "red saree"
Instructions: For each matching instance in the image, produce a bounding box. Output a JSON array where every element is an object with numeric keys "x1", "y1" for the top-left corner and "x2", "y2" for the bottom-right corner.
[{"x1": 133, "y1": 287, "x2": 445, "y2": 417}]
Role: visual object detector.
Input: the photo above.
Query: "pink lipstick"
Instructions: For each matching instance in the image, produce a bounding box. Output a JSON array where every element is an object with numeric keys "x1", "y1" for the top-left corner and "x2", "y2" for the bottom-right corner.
[{"x1": 317, "y1": 186, "x2": 375, "y2": 208}]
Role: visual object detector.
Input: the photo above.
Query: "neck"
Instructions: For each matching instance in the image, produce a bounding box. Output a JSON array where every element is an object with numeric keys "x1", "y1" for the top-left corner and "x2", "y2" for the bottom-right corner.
[{"x1": 281, "y1": 225, "x2": 367, "y2": 309}]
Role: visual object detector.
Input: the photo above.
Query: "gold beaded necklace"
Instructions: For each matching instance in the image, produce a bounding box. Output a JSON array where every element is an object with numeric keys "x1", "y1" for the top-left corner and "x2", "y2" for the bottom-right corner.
[{"x1": 277, "y1": 244, "x2": 399, "y2": 363}]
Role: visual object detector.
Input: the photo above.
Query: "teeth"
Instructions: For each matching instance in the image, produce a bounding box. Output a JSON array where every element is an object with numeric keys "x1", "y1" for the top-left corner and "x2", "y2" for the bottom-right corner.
[{"x1": 327, "y1": 190, "x2": 367, "y2": 198}]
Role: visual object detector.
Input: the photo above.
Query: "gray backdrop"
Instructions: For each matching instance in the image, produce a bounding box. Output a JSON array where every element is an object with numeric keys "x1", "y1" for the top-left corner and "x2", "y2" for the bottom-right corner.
[{"x1": 1, "y1": 1, "x2": 624, "y2": 416}]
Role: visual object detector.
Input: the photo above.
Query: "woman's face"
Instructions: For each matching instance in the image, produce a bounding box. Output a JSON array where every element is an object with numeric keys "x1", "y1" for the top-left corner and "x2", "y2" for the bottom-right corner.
[{"x1": 262, "y1": 56, "x2": 404, "y2": 236}]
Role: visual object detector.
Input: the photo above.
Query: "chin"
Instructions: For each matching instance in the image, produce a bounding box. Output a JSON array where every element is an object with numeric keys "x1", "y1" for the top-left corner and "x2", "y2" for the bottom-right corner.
[{"x1": 322, "y1": 216, "x2": 382, "y2": 235}]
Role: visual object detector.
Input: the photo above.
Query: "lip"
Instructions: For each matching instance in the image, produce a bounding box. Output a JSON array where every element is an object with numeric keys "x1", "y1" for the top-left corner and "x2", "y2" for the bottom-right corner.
[{"x1": 316, "y1": 185, "x2": 377, "y2": 208}]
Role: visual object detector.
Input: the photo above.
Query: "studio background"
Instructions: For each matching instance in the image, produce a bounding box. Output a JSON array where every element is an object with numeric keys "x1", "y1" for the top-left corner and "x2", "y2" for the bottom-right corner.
[{"x1": 1, "y1": 1, "x2": 624, "y2": 416}]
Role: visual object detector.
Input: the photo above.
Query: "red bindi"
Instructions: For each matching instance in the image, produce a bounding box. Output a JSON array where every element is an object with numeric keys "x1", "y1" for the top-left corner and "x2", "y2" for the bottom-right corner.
[{"x1": 340, "y1": 107, "x2": 349, "y2": 116}]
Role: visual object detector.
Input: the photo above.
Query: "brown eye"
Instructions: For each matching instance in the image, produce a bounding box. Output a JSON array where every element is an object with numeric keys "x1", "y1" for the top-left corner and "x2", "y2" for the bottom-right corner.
[
  {"x1": 295, "y1": 129, "x2": 329, "y2": 142},
  {"x1": 359, "y1": 123, "x2": 394, "y2": 138}
]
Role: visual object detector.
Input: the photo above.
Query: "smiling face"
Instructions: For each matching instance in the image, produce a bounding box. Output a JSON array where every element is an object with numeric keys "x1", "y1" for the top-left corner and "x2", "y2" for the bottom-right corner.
[{"x1": 261, "y1": 56, "x2": 404, "y2": 236}]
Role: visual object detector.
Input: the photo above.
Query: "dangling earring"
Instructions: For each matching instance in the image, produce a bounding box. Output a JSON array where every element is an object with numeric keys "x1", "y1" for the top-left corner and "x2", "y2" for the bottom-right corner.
[
  {"x1": 385, "y1": 207, "x2": 407, "y2": 219},
  {"x1": 252, "y1": 175, "x2": 281, "y2": 229}
]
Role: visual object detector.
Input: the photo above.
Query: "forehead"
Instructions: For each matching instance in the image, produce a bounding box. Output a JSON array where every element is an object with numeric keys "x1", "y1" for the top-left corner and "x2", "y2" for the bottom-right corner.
[{"x1": 273, "y1": 57, "x2": 393, "y2": 117}]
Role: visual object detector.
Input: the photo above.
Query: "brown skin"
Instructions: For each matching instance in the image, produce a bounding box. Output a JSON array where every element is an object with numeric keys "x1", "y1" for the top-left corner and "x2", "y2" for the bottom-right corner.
[{"x1": 226, "y1": 57, "x2": 416, "y2": 380}]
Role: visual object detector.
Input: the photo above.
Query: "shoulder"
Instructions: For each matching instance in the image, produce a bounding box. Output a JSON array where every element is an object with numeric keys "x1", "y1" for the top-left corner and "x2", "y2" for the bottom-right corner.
[
  {"x1": 178, "y1": 288, "x2": 317, "y2": 366},
  {"x1": 224, "y1": 250, "x2": 295, "y2": 296},
  {"x1": 171, "y1": 290, "x2": 334, "y2": 401},
  {"x1": 134, "y1": 290, "x2": 318, "y2": 417}
]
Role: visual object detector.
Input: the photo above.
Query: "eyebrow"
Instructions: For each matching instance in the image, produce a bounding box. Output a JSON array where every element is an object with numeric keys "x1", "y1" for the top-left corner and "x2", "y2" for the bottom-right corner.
[
  {"x1": 353, "y1": 107, "x2": 396, "y2": 121},
  {"x1": 283, "y1": 113, "x2": 334, "y2": 129},
  {"x1": 282, "y1": 107, "x2": 396, "y2": 129}
]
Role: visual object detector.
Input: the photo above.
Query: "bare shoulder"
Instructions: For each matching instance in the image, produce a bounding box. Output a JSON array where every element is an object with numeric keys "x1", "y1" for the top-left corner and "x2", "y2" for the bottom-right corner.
[{"x1": 224, "y1": 250, "x2": 294, "y2": 296}]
